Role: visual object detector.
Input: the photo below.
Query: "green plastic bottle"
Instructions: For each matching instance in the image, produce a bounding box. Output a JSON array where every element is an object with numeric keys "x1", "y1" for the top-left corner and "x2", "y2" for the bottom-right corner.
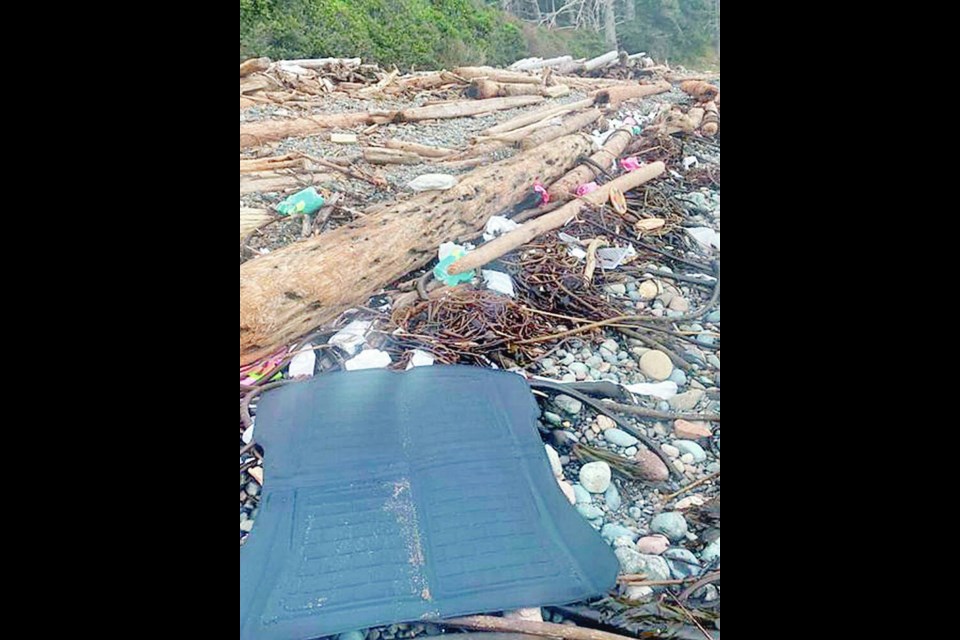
[{"x1": 275, "y1": 187, "x2": 325, "y2": 217}]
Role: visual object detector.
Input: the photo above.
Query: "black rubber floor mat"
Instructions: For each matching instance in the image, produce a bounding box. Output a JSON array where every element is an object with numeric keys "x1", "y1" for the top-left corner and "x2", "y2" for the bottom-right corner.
[{"x1": 240, "y1": 366, "x2": 618, "y2": 640}]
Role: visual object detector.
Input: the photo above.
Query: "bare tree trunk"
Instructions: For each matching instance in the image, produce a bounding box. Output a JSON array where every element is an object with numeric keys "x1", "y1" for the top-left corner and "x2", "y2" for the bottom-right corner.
[
  {"x1": 603, "y1": 0, "x2": 618, "y2": 50},
  {"x1": 624, "y1": 0, "x2": 635, "y2": 21}
]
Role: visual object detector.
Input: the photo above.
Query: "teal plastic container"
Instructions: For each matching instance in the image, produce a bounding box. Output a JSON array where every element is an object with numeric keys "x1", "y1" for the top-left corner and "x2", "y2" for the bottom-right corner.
[{"x1": 276, "y1": 187, "x2": 325, "y2": 216}]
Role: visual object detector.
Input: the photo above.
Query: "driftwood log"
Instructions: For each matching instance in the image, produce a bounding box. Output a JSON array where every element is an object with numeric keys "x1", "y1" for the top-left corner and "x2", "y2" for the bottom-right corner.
[
  {"x1": 447, "y1": 161, "x2": 665, "y2": 276},
  {"x1": 362, "y1": 147, "x2": 422, "y2": 165},
  {"x1": 239, "y1": 96, "x2": 544, "y2": 149},
  {"x1": 240, "y1": 171, "x2": 335, "y2": 196},
  {"x1": 593, "y1": 81, "x2": 671, "y2": 108},
  {"x1": 701, "y1": 101, "x2": 719, "y2": 136},
  {"x1": 239, "y1": 133, "x2": 593, "y2": 364},
  {"x1": 679, "y1": 80, "x2": 720, "y2": 103},
  {"x1": 240, "y1": 208, "x2": 273, "y2": 240},
  {"x1": 466, "y1": 79, "x2": 569, "y2": 99},
  {"x1": 548, "y1": 128, "x2": 634, "y2": 201},
  {"x1": 453, "y1": 66, "x2": 542, "y2": 85},
  {"x1": 383, "y1": 139, "x2": 455, "y2": 158},
  {"x1": 483, "y1": 98, "x2": 594, "y2": 135},
  {"x1": 240, "y1": 57, "x2": 271, "y2": 78},
  {"x1": 520, "y1": 108, "x2": 602, "y2": 150}
]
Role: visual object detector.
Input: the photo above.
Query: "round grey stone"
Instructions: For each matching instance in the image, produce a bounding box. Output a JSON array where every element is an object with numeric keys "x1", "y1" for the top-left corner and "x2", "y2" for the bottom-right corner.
[
  {"x1": 650, "y1": 511, "x2": 688, "y2": 541},
  {"x1": 603, "y1": 428, "x2": 639, "y2": 448}
]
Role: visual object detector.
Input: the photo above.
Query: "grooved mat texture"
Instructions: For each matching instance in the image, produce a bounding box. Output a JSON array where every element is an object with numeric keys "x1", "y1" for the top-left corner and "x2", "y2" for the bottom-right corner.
[{"x1": 240, "y1": 366, "x2": 618, "y2": 640}]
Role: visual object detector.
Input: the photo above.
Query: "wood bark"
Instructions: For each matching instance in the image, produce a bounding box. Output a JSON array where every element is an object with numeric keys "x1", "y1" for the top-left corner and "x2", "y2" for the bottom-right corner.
[
  {"x1": 239, "y1": 134, "x2": 594, "y2": 365},
  {"x1": 594, "y1": 81, "x2": 671, "y2": 108},
  {"x1": 240, "y1": 208, "x2": 273, "y2": 240},
  {"x1": 548, "y1": 128, "x2": 634, "y2": 201},
  {"x1": 482, "y1": 98, "x2": 595, "y2": 135},
  {"x1": 447, "y1": 161, "x2": 665, "y2": 276},
  {"x1": 384, "y1": 139, "x2": 455, "y2": 158},
  {"x1": 687, "y1": 107, "x2": 705, "y2": 129},
  {"x1": 603, "y1": 0, "x2": 618, "y2": 50},
  {"x1": 240, "y1": 57, "x2": 271, "y2": 78},
  {"x1": 520, "y1": 108, "x2": 602, "y2": 150},
  {"x1": 453, "y1": 66, "x2": 542, "y2": 84},
  {"x1": 240, "y1": 96, "x2": 256, "y2": 110},
  {"x1": 281, "y1": 57, "x2": 361, "y2": 69}
]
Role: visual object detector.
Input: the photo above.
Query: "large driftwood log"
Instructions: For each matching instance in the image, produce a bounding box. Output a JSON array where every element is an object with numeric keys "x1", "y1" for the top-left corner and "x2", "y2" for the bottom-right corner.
[
  {"x1": 239, "y1": 154, "x2": 306, "y2": 173},
  {"x1": 520, "y1": 109, "x2": 602, "y2": 150},
  {"x1": 239, "y1": 133, "x2": 594, "y2": 364},
  {"x1": 453, "y1": 66, "x2": 542, "y2": 85},
  {"x1": 447, "y1": 161, "x2": 665, "y2": 276},
  {"x1": 483, "y1": 98, "x2": 594, "y2": 135},
  {"x1": 593, "y1": 81, "x2": 671, "y2": 108},
  {"x1": 548, "y1": 128, "x2": 634, "y2": 201},
  {"x1": 240, "y1": 74, "x2": 281, "y2": 95},
  {"x1": 240, "y1": 171, "x2": 336, "y2": 195},
  {"x1": 281, "y1": 57, "x2": 361, "y2": 69},
  {"x1": 240, "y1": 57, "x2": 271, "y2": 78},
  {"x1": 443, "y1": 616, "x2": 635, "y2": 640},
  {"x1": 240, "y1": 208, "x2": 273, "y2": 240}
]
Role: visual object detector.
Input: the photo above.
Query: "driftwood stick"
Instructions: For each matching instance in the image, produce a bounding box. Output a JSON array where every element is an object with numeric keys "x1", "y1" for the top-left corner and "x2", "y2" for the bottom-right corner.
[
  {"x1": 661, "y1": 470, "x2": 721, "y2": 502},
  {"x1": 442, "y1": 616, "x2": 635, "y2": 640},
  {"x1": 483, "y1": 98, "x2": 594, "y2": 135},
  {"x1": 520, "y1": 108, "x2": 602, "y2": 150},
  {"x1": 447, "y1": 161, "x2": 665, "y2": 275}
]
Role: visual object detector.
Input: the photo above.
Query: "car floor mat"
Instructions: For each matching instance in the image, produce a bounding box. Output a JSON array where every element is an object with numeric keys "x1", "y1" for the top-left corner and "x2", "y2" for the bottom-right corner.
[{"x1": 240, "y1": 365, "x2": 619, "y2": 640}]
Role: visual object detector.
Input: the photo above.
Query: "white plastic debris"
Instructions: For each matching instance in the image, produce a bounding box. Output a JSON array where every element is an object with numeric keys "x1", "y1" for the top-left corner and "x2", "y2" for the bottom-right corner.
[
  {"x1": 481, "y1": 270, "x2": 515, "y2": 297},
  {"x1": 687, "y1": 227, "x2": 720, "y2": 250},
  {"x1": 596, "y1": 245, "x2": 637, "y2": 270},
  {"x1": 482, "y1": 216, "x2": 519, "y2": 241},
  {"x1": 242, "y1": 424, "x2": 255, "y2": 445},
  {"x1": 624, "y1": 380, "x2": 679, "y2": 400},
  {"x1": 683, "y1": 156, "x2": 699, "y2": 170},
  {"x1": 407, "y1": 173, "x2": 458, "y2": 192},
  {"x1": 288, "y1": 343, "x2": 317, "y2": 378},
  {"x1": 344, "y1": 348, "x2": 392, "y2": 371},
  {"x1": 438, "y1": 241, "x2": 469, "y2": 261},
  {"x1": 329, "y1": 320, "x2": 372, "y2": 355},
  {"x1": 558, "y1": 232, "x2": 587, "y2": 260},
  {"x1": 405, "y1": 349, "x2": 435, "y2": 370}
]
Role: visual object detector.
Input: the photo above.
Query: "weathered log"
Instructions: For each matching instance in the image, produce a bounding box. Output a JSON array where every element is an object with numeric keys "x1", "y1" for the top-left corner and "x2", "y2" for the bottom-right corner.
[
  {"x1": 453, "y1": 66, "x2": 542, "y2": 84},
  {"x1": 239, "y1": 154, "x2": 307, "y2": 173},
  {"x1": 240, "y1": 208, "x2": 273, "y2": 240},
  {"x1": 240, "y1": 57, "x2": 271, "y2": 78},
  {"x1": 701, "y1": 101, "x2": 719, "y2": 136},
  {"x1": 443, "y1": 616, "x2": 634, "y2": 640},
  {"x1": 362, "y1": 147, "x2": 422, "y2": 165},
  {"x1": 509, "y1": 55, "x2": 573, "y2": 72},
  {"x1": 387, "y1": 95, "x2": 544, "y2": 123},
  {"x1": 466, "y1": 79, "x2": 569, "y2": 99},
  {"x1": 483, "y1": 98, "x2": 594, "y2": 135},
  {"x1": 475, "y1": 115, "x2": 566, "y2": 144},
  {"x1": 687, "y1": 107, "x2": 705, "y2": 129},
  {"x1": 239, "y1": 134, "x2": 593, "y2": 364},
  {"x1": 239, "y1": 172, "x2": 336, "y2": 196},
  {"x1": 679, "y1": 80, "x2": 719, "y2": 102},
  {"x1": 240, "y1": 112, "x2": 372, "y2": 148},
  {"x1": 240, "y1": 96, "x2": 256, "y2": 110},
  {"x1": 447, "y1": 161, "x2": 665, "y2": 276},
  {"x1": 281, "y1": 57, "x2": 361, "y2": 69},
  {"x1": 240, "y1": 74, "x2": 281, "y2": 95},
  {"x1": 384, "y1": 139, "x2": 455, "y2": 158},
  {"x1": 594, "y1": 81, "x2": 671, "y2": 108},
  {"x1": 583, "y1": 50, "x2": 619, "y2": 72},
  {"x1": 520, "y1": 108, "x2": 602, "y2": 150},
  {"x1": 395, "y1": 71, "x2": 465, "y2": 91},
  {"x1": 548, "y1": 128, "x2": 634, "y2": 201}
]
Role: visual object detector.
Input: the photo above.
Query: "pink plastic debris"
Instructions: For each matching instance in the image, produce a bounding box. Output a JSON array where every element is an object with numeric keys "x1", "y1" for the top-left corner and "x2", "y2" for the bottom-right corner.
[
  {"x1": 533, "y1": 178, "x2": 550, "y2": 205},
  {"x1": 575, "y1": 181, "x2": 599, "y2": 197},
  {"x1": 620, "y1": 157, "x2": 643, "y2": 172}
]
